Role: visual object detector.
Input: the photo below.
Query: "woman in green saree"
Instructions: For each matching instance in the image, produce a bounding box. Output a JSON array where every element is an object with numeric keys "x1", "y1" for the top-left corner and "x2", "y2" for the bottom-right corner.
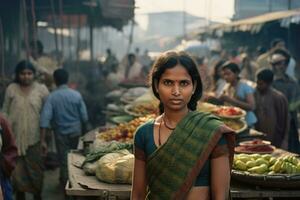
[{"x1": 131, "y1": 51, "x2": 235, "y2": 200}]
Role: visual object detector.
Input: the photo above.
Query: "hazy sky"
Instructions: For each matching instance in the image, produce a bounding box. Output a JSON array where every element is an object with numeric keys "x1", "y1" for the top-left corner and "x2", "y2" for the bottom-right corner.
[{"x1": 135, "y1": 0, "x2": 235, "y2": 22}]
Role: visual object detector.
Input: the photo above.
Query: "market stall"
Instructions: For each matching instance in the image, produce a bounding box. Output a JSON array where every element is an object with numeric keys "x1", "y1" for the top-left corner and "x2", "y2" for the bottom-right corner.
[
  {"x1": 66, "y1": 151, "x2": 131, "y2": 200},
  {"x1": 66, "y1": 88, "x2": 300, "y2": 199}
]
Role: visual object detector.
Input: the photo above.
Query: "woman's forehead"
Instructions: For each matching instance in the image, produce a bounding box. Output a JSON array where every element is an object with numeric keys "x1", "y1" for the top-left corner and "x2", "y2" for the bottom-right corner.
[{"x1": 161, "y1": 65, "x2": 191, "y2": 78}]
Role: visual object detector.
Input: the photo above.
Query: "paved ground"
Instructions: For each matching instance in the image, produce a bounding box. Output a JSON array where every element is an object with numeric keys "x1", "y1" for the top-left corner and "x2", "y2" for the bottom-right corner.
[{"x1": 15, "y1": 168, "x2": 65, "y2": 200}]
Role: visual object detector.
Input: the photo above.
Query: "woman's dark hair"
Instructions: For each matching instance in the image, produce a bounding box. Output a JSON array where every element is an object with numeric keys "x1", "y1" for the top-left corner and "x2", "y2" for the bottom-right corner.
[
  {"x1": 221, "y1": 61, "x2": 241, "y2": 74},
  {"x1": 14, "y1": 60, "x2": 36, "y2": 83},
  {"x1": 256, "y1": 68, "x2": 274, "y2": 84},
  {"x1": 53, "y1": 68, "x2": 69, "y2": 86},
  {"x1": 213, "y1": 60, "x2": 226, "y2": 82},
  {"x1": 149, "y1": 51, "x2": 203, "y2": 114}
]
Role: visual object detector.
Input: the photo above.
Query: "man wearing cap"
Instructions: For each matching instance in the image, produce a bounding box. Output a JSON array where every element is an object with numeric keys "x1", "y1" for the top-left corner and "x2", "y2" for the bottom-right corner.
[{"x1": 270, "y1": 48, "x2": 300, "y2": 154}]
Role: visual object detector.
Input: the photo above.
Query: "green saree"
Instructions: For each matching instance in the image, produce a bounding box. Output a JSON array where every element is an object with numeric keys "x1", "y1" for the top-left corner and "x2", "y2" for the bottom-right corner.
[{"x1": 146, "y1": 111, "x2": 235, "y2": 199}]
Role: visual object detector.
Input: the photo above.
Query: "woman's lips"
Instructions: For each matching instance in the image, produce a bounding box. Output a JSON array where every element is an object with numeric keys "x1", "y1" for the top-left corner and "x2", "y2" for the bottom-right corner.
[{"x1": 169, "y1": 99, "x2": 183, "y2": 104}]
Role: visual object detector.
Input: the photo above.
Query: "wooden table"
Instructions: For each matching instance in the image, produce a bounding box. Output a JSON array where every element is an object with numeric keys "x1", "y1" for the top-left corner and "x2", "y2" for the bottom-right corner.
[
  {"x1": 67, "y1": 150, "x2": 299, "y2": 199},
  {"x1": 66, "y1": 152, "x2": 131, "y2": 200},
  {"x1": 230, "y1": 180, "x2": 300, "y2": 199}
]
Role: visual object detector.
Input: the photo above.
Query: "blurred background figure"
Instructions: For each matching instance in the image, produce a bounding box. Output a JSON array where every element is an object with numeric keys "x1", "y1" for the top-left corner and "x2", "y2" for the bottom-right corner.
[
  {"x1": 2, "y1": 60, "x2": 49, "y2": 200},
  {"x1": 257, "y1": 38, "x2": 297, "y2": 81},
  {"x1": 0, "y1": 114, "x2": 18, "y2": 200},
  {"x1": 240, "y1": 53, "x2": 259, "y2": 81},
  {"x1": 209, "y1": 62, "x2": 257, "y2": 127},
  {"x1": 254, "y1": 69, "x2": 289, "y2": 149},
  {"x1": 29, "y1": 40, "x2": 59, "y2": 91},
  {"x1": 270, "y1": 49, "x2": 300, "y2": 154},
  {"x1": 40, "y1": 69, "x2": 88, "y2": 188},
  {"x1": 210, "y1": 60, "x2": 226, "y2": 97},
  {"x1": 120, "y1": 53, "x2": 143, "y2": 81},
  {"x1": 102, "y1": 48, "x2": 119, "y2": 78}
]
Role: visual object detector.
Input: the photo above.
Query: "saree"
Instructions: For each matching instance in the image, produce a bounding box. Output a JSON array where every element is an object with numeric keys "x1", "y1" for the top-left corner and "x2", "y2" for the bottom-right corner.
[{"x1": 146, "y1": 111, "x2": 235, "y2": 199}]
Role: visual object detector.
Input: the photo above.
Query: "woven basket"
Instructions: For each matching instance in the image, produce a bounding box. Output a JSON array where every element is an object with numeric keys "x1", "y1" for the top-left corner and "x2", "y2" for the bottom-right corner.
[{"x1": 232, "y1": 170, "x2": 300, "y2": 188}]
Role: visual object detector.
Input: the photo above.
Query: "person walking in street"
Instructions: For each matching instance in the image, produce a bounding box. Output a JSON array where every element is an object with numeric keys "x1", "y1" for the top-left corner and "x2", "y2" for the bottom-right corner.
[
  {"x1": 2, "y1": 60, "x2": 49, "y2": 200},
  {"x1": 131, "y1": 51, "x2": 235, "y2": 199},
  {"x1": 0, "y1": 114, "x2": 18, "y2": 200},
  {"x1": 40, "y1": 68, "x2": 88, "y2": 187},
  {"x1": 254, "y1": 69, "x2": 289, "y2": 149}
]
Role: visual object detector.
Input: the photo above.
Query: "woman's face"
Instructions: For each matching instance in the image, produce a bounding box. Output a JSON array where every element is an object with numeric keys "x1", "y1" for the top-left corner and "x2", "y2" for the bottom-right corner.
[
  {"x1": 222, "y1": 68, "x2": 237, "y2": 84},
  {"x1": 156, "y1": 64, "x2": 195, "y2": 112},
  {"x1": 18, "y1": 69, "x2": 34, "y2": 86}
]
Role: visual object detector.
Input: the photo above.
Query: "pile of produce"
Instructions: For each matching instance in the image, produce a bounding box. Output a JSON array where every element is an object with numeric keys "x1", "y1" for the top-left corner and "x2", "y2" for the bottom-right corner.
[
  {"x1": 125, "y1": 101, "x2": 158, "y2": 116},
  {"x1": 222, "y1": 118, "x2": 247, "y2": 132},
  {"x1": 83, "y1": 141, "x2": 133, "y2": 165},
  {"x1": 96, "y1": 149, "x2": 134, "y2": 184},
  {"x1": 97, "y1": 114, "x2": 155, "y2": 142},
  {"x1": 212, "y1": 106, "x2": 245, "y2": 118},
  {"x1": 197, "y1": 102, "x2": 247, "y2": 133},
  {"x1": 233, "y1": 153, "x2": 300, "y2": 175}
]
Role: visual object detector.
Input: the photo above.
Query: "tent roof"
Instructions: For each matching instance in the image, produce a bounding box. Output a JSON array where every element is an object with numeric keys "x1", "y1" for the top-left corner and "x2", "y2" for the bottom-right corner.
[{"x1": 212, "y1": 8, "x2": 300, "y2": 33}]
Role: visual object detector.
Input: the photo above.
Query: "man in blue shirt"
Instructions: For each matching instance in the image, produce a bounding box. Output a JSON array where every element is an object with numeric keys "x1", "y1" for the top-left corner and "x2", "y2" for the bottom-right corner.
[{"x1": 40, "y1": 68, "x2": 88, "y2": 186}]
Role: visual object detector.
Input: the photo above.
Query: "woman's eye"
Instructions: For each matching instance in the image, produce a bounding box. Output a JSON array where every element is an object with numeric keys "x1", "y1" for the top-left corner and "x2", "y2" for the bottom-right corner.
[
  {"x1": 163, "y1": 80, "x2": 172, "y2": 86},
  {"x1": 180, "y1": 81, "x2": 190, "y2": 86}
]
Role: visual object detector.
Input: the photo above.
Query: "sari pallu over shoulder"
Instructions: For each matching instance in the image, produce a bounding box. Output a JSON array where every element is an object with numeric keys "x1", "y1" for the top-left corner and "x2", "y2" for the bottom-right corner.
[{"x1": 146, "y1": 111, "x2": 235, "y2": 200}]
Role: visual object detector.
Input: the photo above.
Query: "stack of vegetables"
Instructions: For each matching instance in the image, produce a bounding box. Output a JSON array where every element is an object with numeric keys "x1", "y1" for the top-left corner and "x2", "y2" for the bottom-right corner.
[
  {"x1": 233, "y1": 154, "x2": 300, "y2": 175},
  {"x1": 197, "y1": 102, "x2": 247, "y2": 133},
  {"x1": 97, "y1": 114, "x2": 155, "y2": 142},
  {"x1": 82, "y1": 141, "x2": 134, "y2": 184}
]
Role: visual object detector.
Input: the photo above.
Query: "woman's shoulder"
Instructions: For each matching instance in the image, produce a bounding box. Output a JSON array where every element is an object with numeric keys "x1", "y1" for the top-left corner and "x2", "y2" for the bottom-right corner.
[
  {"x1": 33, "y1": 82, "x2": 49, "y2": 94},
  {"x1": 134, "y1": 119, "x2": 154, "y2": 146},
  {"x1": 33, "y1": 82, "x2": 47, "y2": 89},
  {"x1": 193, "y1": 111, "x2": 224, "y2": 127},
  {"x1": 135, "y1": 119, "x2": 154, "y2": 134}
]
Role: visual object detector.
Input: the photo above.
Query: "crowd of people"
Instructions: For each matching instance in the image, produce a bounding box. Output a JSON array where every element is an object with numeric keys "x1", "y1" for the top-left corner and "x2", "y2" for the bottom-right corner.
[
  {"x1": 0, "y1": 36, "x2": 300, "y2": 199},
  {"x1": 0, "y1": 41, "x2": 88, "y2": 200},
  {"x1": 201, "y1": 38, "x2": 300, "y2": 154}
]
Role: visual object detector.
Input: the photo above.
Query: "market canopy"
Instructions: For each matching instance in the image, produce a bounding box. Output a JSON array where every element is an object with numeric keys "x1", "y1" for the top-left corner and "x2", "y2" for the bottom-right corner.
[
  {"x1": 0, "y1": 0, "x2": 135, "y2": 31},
  {"x1": 212, "y1": 8, "x2": 300, "y2": 34},
  {"x1": 190, "y1": 8, "x2": 300, "y2": 37}
]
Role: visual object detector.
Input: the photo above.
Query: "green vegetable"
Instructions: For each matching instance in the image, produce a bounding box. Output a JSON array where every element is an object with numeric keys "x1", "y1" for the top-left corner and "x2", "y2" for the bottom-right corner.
[{"x1": 82, "y1": 141, "x2": 133, "y2": 166}]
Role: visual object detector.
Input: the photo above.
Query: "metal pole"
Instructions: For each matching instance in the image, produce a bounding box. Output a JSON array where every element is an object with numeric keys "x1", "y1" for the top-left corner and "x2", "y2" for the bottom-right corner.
[
  {"x1": 0, "y1": 18, "x2": 4, "y2": 76},
  {"x1": 59, "y1": 0, "x2": 64, "y2": 58},
  {"x1": 89, "y1": 19, "x2": 94, "y2": 61},
  {"x1": 67, "y1": 15, "x2": 72, "y2": 60},
  {"x1": 183, "y1": 0, "x2": 186, "y2": 39},
  {"x1": 22, "y1": 0, "x2": 29, "y2": 60},
  {"x1": 50, "y1": 0, "x2": 59, "y2": 61},
  {"x1": 30, "y1": 0, "x2": 37, "y2": 54},
  {"x1": 76, "y1": 15, "x2": 81, "y2": 62},
  {"x1": 126, "y1": 19, "x2": 134, "y2": 54}
]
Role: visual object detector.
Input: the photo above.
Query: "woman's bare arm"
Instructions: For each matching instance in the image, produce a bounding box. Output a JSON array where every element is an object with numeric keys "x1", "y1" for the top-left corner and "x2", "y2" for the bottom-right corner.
[
  {"x1": 131, "y1": 158, "x2": 147, "y2": 200},
  {"x1": 211, "y1": 155, "x2": 231, "y2": 200}
]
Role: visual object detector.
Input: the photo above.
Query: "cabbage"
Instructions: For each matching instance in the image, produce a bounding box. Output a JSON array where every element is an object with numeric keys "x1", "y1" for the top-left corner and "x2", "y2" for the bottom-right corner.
[{"x1": 95, "y1": 149, "x2": 134, "y2": 184}]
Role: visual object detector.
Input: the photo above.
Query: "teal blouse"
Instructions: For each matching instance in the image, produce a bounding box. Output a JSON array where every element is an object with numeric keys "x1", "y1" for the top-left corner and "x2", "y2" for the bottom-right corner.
[{"x1": 134, "y1": 120, "x2": 227, "y2": 186}]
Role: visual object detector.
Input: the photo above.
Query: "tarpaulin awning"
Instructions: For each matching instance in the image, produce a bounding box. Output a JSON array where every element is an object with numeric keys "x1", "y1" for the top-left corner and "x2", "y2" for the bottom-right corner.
[{"x1": 211, "y1": 8, "x2": 300, "y2": 33}]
